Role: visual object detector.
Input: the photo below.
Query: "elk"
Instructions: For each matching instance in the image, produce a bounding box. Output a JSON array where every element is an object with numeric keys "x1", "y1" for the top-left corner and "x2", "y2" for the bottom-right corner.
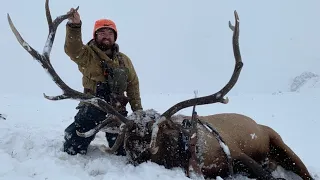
[{"x1": 7, "y1": 0, "x2": 314, "y2": 180}]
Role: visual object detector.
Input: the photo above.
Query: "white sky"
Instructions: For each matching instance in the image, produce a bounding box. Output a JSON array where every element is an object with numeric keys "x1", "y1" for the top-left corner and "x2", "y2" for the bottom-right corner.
[{"x1": 1, "y1": 0, "x2": 320, "y2": 98}]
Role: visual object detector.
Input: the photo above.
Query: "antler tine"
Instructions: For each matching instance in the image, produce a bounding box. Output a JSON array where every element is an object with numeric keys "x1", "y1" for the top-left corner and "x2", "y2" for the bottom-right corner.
[
  {"x1": 7, "y1": 14, "x2": 43, "y2": 62},
  {"x1": 76, "y1": 115, "x2": 122, "y2": 137},
  {"x1": 43, "y1": 0, "x2": 79, "y2": 58},
  {"x1": 98, "y1": 123, "x2": 127, "y2": 154},
  {"x1": 7, "y1": 0, "x2": 130, "y2": 126},
  {"x1": 229, "y1": 11, "x2": 241, "y2": 65},
  {"x1": 45, "y1": 0, "x2": 53, "y2": 30},
  {"x1": 161, "y1": 10, "x2": 243, "y2": 119}
]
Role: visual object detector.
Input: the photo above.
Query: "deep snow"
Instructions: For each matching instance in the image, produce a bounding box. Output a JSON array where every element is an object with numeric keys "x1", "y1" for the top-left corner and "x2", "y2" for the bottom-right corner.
[
  {"x1": 0, "y1": 86, "x2": 319, "y2": 179},
  {"x1": 1, "y1": 0, "x2": 320, "y2": 179}
]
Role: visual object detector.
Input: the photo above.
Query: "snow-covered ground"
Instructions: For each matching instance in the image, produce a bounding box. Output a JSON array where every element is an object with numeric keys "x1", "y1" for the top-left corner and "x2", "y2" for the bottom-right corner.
[
  {"x1": 1, "y1": 0, "x2": 320, "y2": 179},
  {"x1": 0, "y1": 83, "x2": 320, "y2": 180}
]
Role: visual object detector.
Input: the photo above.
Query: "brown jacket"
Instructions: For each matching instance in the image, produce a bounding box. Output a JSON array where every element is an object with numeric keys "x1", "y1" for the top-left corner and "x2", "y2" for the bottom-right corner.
[{"x1": 64, "y1": 22, "x2": 143, "y2": 112}]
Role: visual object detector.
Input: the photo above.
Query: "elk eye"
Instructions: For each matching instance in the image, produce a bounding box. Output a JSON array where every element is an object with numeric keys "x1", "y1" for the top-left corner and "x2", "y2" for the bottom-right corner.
[{"x1": 150, "y1": 115, "x2": 155, "y2": 119}]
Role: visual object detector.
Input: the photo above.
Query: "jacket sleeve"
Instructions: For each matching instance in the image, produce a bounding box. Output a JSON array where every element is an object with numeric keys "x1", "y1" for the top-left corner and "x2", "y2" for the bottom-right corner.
[
  {"x1": 64, "y1": 21, "x2": 90, "y2": 67},
  {"x1": 125, "y1": 56, "x2": 143, "y2": 112}
]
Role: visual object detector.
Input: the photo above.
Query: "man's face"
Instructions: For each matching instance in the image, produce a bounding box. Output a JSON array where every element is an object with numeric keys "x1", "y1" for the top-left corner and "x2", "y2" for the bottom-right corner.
[{"x1": 95, "y1": 28, "x2": 116, "y2": 49}]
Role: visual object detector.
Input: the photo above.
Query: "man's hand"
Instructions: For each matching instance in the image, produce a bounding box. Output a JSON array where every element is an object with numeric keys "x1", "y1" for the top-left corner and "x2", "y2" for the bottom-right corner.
[{"x1": 67, "y1": 8, "x2": 80, "y2": 24}]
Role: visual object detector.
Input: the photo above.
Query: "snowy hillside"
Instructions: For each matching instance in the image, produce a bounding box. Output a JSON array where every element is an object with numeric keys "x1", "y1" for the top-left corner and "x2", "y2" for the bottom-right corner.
[{"x1": 1, "y1": 0, "x2": 320, "y2": 179}]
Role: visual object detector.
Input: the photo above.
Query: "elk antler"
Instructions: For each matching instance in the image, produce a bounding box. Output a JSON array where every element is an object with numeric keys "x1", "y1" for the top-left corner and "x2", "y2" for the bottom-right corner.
[
  {"x1": 161, "y1": 10, "x2": 242, "y2": 119},
  {"x1": 7, "y1": 0, "x2": 131, "y2": 152},
  {"x1": 148, "y1": 10, "x2": 243, "y2": 154}
]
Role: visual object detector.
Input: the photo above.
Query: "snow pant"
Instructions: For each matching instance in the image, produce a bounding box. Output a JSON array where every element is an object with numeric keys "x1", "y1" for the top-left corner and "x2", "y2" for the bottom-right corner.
[{"x1": 63, "y1": 104, "x2": 127, "y2": 156}]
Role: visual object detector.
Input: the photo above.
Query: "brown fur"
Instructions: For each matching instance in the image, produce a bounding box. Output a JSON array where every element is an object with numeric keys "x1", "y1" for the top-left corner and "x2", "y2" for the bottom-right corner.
[{"x1": 155, "y1": 113, "x2": 313, "y2": 180}]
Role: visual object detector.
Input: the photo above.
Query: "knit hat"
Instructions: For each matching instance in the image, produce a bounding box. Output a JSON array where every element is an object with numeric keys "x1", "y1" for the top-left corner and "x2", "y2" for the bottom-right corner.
[{"x1": 93, "y1": 19, "x2": 117, "y2": 40}]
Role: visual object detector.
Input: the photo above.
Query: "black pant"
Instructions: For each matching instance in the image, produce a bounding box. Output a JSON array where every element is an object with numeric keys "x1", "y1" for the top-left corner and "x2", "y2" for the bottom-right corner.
[{"x1": 63, "y1": 104, "x2": 126, "y2": 156}]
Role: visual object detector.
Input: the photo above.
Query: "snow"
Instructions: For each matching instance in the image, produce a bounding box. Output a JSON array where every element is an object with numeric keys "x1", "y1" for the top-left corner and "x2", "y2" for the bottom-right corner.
[
  {"x1": 1, "y1": 89, "x2": 319, "y2": 179},
  {"x1": 1, "y1": 0, "x2": 320, "y2": 179},
  {"x1": 43, "y1": 32, "x2": 53, "y2": 55}
]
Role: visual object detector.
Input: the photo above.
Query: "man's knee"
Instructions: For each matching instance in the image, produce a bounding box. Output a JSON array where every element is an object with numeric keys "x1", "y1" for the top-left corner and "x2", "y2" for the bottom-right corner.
[
  {"x1": 63, "y1": 122, "x2": 96, "y2": 155},
  {"x1": 63, "y1": 105, "x2": 106, "y2": 155}
]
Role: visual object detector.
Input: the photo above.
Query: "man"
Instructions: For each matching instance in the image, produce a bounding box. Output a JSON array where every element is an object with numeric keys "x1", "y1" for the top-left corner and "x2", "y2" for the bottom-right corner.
[{"x1": 63, "y1": 8, "x2": 143, "y2": 156}]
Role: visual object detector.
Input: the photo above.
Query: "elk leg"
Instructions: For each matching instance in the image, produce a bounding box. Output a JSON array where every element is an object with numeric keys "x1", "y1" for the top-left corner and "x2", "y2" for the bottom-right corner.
[
  {"x1": 264, "y1": 126, "x2": 314, "y2": 180},
  {"x1": 235, "y1": 153, "x2": 278, "y2": 180}
]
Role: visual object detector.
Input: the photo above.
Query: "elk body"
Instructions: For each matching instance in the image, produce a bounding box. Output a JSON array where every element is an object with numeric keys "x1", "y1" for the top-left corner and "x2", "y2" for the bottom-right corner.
[
  {"x1": 7, "y1": 0, "x2": 314, "y2": 180},
  {"x1": 149, "y1": 112, "x2": 314, "y2": 180}
]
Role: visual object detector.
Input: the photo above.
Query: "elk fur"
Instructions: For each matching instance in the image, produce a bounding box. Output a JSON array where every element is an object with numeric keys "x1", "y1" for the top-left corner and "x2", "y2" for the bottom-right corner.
[
  {"x1": 122, "y1": 110, "x2": 314, "y2": 180},
  {"x1": 180, "y1": 113, "x2": 312, "y2": 179}
]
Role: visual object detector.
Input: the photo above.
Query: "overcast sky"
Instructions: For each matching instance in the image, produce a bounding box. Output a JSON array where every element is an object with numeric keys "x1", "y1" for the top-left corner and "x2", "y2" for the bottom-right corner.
[{"x1": 1, "y1": 0, "x2": 320, "y2": 100}]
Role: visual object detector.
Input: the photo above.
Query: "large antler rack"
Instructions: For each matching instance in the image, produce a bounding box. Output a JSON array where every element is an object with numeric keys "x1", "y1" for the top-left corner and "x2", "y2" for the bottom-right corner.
[
  {"x1": 148, "y1": 10, "x2": 243, "y2": 155},
  {"x1": 161, "y1": 11, "x2": 242, "y2": 119}
]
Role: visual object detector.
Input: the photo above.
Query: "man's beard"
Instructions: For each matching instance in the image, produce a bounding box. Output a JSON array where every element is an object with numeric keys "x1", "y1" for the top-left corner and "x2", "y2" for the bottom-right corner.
[{"x1": 96, "y1": 39, "x2": 113, "y2": 51}]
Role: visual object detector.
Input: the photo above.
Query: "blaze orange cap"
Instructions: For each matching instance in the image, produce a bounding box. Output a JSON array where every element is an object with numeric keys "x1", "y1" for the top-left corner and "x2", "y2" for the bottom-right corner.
[{"x1": 93, "y1": 19, "x2": 117, "y2": 40}]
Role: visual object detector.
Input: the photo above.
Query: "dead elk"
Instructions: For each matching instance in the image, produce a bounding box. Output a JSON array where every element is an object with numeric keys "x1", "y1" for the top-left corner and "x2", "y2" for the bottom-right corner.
[
  {"x1": 78, "y1": 11, "x2": 314, "y2": 180},
  {"x1": 123, "y1": 13, "x2": 313, "y2": 180},
  {"x1": 6, "y1": 0, "x2": 314, "y2": 180}
]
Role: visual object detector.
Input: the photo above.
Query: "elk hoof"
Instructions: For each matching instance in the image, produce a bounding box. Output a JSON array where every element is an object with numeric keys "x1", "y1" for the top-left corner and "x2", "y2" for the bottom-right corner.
[{"x1": 149, "y1": 146, "x2": 159, "y2": 154}]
